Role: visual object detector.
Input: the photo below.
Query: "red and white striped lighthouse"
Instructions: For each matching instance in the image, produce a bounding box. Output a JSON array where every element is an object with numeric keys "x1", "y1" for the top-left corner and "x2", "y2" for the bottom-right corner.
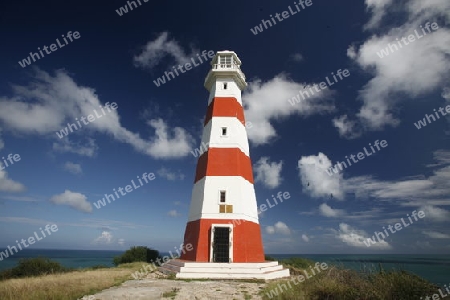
[
  {"x1": 162, "y1": 51, "x2": 289, "y2": 279},
  {"x1": 181, "y1": 50, "x2": 264, "y2": 263}
]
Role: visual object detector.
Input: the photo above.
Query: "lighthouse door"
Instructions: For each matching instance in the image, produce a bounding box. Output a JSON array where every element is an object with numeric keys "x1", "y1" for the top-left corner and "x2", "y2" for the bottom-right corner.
[{"x1": 212, "y1": 226, "x2": 230, "y2": 262}]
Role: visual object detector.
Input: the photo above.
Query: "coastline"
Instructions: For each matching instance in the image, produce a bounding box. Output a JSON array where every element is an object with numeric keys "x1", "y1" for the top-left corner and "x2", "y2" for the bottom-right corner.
[{"x1": 1, "y1": 250, "x2": 448, "y2": 286}]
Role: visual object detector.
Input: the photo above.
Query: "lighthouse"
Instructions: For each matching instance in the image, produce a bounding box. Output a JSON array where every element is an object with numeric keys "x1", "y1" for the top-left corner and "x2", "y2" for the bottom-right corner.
[{"x1": 160, "y1": 51, "x2": 289, "y2": 280}]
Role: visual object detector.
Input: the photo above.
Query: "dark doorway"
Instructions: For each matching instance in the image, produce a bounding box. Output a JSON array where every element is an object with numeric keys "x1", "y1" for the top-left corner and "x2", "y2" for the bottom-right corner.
[{"x1": 212, "y1": 227, "x2": 230, "y2": 262}]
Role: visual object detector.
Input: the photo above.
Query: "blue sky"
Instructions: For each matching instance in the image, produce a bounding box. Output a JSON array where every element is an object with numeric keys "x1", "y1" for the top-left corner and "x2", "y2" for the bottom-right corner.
[{"x1": 0, "y1": 0, "x2": 449, "y2": 255}]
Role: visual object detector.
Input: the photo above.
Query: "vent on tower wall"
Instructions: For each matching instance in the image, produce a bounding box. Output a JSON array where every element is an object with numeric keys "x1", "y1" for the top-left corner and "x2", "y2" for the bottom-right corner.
[{"x1": 219, "y1": 204, "x2": 233, "y2": 213}]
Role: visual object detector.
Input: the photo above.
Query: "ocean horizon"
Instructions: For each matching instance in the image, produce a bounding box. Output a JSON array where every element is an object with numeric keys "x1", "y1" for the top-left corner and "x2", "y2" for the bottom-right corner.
[{"x1": 0, "y1": 249, "x2": 448, "y2": 287}]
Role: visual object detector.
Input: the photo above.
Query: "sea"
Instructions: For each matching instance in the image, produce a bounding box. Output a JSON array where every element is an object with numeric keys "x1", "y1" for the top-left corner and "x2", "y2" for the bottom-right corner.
[{"x1": 0, "y1": 250, "x2": 448, "y2": 287}]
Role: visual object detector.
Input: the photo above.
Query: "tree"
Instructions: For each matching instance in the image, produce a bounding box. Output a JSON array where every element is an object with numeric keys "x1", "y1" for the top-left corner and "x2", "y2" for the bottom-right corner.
[{"x1": 113, "y1": 246, "x2": 160, "y2": 266}]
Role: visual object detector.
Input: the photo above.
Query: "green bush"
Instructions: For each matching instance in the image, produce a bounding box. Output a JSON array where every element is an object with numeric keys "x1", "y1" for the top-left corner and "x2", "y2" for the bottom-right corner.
[
  {"x1": 0, "y1": 257, "x2": 68, "y2": 280},
  {"x1": 0, "y1": 268, "x2": 14, "y2": 281},
  {"x1": 369, "y1": 270, "x2": 439, "y2": 299},
  {"x1": 113, "y1": 246, "x2": 160, "y2": 266},
  {"x1": 261, "y1": 263, "x2": 439, "y2": 300},
  {"x1": 281, "y1": 257, "x2": 316, "y2": 269}
]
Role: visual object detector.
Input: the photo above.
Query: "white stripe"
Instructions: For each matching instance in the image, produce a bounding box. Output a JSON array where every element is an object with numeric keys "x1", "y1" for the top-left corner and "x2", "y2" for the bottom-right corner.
[
  {"x1": 188, "y1": 176, "x2": 259, "y2": 223},
  {"x1": 201, "y1": 117, "x2": 250, "y2": 157}
]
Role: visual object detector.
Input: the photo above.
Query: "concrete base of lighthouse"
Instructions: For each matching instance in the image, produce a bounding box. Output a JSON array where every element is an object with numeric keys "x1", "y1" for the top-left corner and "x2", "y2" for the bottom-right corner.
[{"x1": 158, "y1": 259, "x2": 290, "y2": 280}]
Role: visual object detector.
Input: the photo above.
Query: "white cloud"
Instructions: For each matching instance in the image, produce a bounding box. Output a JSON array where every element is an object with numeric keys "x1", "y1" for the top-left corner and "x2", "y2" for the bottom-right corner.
[
  {"x1": 167, "y1": 210, "x2": 181, "y2": 217},
  {"x1": 133, "y1": 31, "x2": 195, "y2": 70},
  {"x1": 266, "y1": 221, "x2": 291, "y2": 235},
  {"x1": 118, "y1": 238, "x2": 125, "y2": 246},
  {"x1": 70, "y1": 218, "x2": 149, "y2": 230},
  {"x1": 347, "y1": 44, "x2": 358, "y2": 60},
  {"x1": 0, "y1": 217, "x2": 148, "y2": 232},
  {"x1": 295, "y1": 150, "x2": 450, "y2": 209},
  {"x1": 319, "y1": 203, "x2": 345, "y2": 217},
  {"x1": 422, "y1": 230, "x2": 450, "y2": 239},
  {"x1": 64, "y1": 162, "x2": 82, "y2": 175},
  {"x1": 302, "y1": 234, "x2": 310, "y2": 242},
  {"x1": 337, "y1": 223, "x2": 392, "y2": 250},
  {"x1": 0, "y1": 164, "x2": 25, "y2": 193},
  {"x1": 290, "y1": 53, "x2": 304, "y2": 62},
  {"x1": 415, "y1": 240, "x2": 432, "y2": 249},
  {"x1": 49, "y1": 190, "x2": 92, "y2": 213},
  {"x1": 406, "y1": 0, "x2": 450, "y2": 21},
  {"x1": 294, "y1": 150, "x2": 450, "y2": 215},
  {"x1": 253, "y1": 157, "x2": 283, "y2": 189},
  {"x1": 419, "y1": 205, "x2": 450, "y2": 222},
  {"x1": 426, "y1": 149, "x2": 450, "y2": 167},
  {"x1": 298, "y1": 153, "x2": 344, "y2": 200},
  {"x1": 364, "y1": 0, "x2": 393, "y2": 30},
  {"x1": 0, "y1": 69, "x2": 194, "y2": 159},
  {"x1": 0, "y1": 195, "x2": 38, "y2": 202},
  {"x1": 146, "y1": 119, "x2": 195, "y2": 159},
  {"x1": 93, "y1": 231, "x2": 113, "y2": 244},
  {"x1": 442, "y1": 87, "x2": 450, "y2": 101},
  {"x1": 0, "y1": 128, "x2": 4, "y2": 150},
  {"x1": 266, "y1": 226, "x2": 275, "y2": 234},
  {"x1": 243, "y1": 74, "x2": 335, "y2": 145},
  {"x1": 275, "y1": 222, "x2": 291, "y2": 235},
  {"x1": 332, "y1": 115, "x2": 362, "y2": 139},
  {"x1": 157, "y1": 167, "x2": 184, "y2": 181},
  {"x1": 53, "y1": 138, "x2": 98, "y2": 157},
  {"x1": 342, "y1": 155, "x2": 450, "y2": 208},
  {"x1": 349, "y1": 177, "x2": 434, "y2": 199},
  {"x1": 345, "y1": 0, "x2": 450, "y2": 135}
]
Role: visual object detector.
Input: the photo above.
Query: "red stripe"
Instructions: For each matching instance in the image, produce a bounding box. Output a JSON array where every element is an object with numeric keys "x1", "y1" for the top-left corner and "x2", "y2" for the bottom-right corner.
[
  {"x1": 195, "y1": 148, "x2": 254, "y2": 183},
  {"x1": 204, "y1": 97, "x2": 245, "y2": 126},
  {"x1": 181, "y1": 218, "x2": 265, "y2": 262}
]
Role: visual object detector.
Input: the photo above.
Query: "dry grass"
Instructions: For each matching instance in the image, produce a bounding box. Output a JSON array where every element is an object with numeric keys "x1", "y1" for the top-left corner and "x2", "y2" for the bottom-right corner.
[
  {"x1": 0, "y1": 262, "x2": 144, "y2": 300},
  {"x1": 261, "y1": 265, "x2": 439, "y2": 300}
]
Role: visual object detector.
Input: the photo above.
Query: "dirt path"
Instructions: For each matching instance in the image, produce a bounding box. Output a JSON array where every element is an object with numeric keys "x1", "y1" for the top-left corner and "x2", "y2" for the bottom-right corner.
[{"x1": 88, "y1": 273, "x2": 266, "y2": 300}]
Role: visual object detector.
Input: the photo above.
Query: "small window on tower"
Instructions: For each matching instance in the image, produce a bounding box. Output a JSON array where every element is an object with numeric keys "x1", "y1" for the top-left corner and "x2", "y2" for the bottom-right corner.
[
  {"x1": 222, "y1": 127, "x2": 227, "y2": 136},
  {"x1": 220, "y1": 191, "x2": 226, "y2": 203},
  {"x1": 223, "y1": 82, "x2": 228, "y2": 90}
]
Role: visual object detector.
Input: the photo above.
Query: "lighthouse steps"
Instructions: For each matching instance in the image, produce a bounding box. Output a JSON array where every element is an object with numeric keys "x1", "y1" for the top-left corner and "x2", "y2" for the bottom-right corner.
[
  {"x1": 161, "y1": 262, "x2": 283, "y2": 273},
  {"x1": 158, "y1": 259, "x2": 290, "y2": 280}
]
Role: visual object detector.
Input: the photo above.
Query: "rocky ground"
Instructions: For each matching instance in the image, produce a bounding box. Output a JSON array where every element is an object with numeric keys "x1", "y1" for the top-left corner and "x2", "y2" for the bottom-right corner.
[{"x1": 87, "y1": 272, "x2": 266, "y2": 300}]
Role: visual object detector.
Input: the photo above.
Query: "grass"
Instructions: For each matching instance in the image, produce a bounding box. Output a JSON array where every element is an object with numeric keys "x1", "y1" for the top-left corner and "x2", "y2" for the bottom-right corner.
[
  {"x1": 162, "y1": 287, "x2": 180, "y2": 299},
  {"x1": 261, "y1": 260, "x2": 440, "y2": 300},
  {"x1": 242, "y1": 290, "x2": 252, "y2": 299},
  {"x1": 0, "y1": 262, "x2": 145, "y2": 300},
  {"x1": 0, "y1": 255, "x2": 441, "y2": 300}
]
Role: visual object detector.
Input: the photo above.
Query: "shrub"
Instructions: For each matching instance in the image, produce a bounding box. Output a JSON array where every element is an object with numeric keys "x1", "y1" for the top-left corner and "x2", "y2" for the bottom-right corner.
[
  {"x1": 0, "y1": 257, "x2": 68, "y2": 280},
  {"x1": 113, "y1": 246, "x2": 160, "y2": 266},
  {"x1": 261, "y1": 263, "x2": 439, "y2": 300},
  {"x1": 369, "y1": 270, "x2": 439, "y2": 299},
  {"x1": 0, "y1": 268, "x2": 14, "y2": 281},
  {"x1": 281, "y1": 257, "x2": 316, "y2": 269}
]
